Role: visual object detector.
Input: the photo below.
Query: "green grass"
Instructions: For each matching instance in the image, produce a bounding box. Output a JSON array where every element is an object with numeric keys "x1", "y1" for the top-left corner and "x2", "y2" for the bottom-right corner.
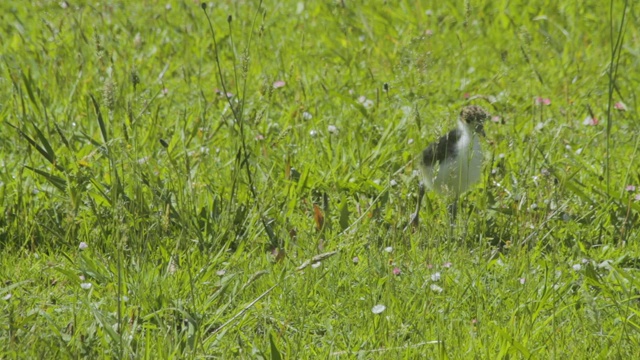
[{"x1": 1, "y1": 0, "x2": 639, "y2": 358}]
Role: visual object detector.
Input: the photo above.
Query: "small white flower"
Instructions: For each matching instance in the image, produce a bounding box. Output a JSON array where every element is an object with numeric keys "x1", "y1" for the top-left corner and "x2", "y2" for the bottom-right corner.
[
  {"x1": 582, "y1": 116, "x2": 598, "y2": 126},
  {"x1": 430, "y1": 284, "x2": 443, "y2": 293},
  {"x1": 597, "y1": 260, "x2": 613, "y2": 270},
  {"x1": 371, "y1": 304, "x2": 386, "y2": 314},
  {"x1": 327, "y1": 125, "x2": 338, "y2": 134},
  {"x1": 358, "y1": 96, "x2": 374, "y2": 108},
  {"x1": 3, "y1": 293, "x2": 12, "y2": 301},
  {"x1": 407, "y1": 138, "x2": 414, "y2": 145},
  {"x1": 216, "y1": 270, "x2": 226, "y2": 276},
  {"x1": 137, "y1": 156, "x2": 150, "y2": 164},
  {"x1": 430, "y1": 272, "x2": 441, "y2": 281},
  {"x1": 389, "y1": 179, "x2": 398, "y2": 187},
  {"x1": 80, "y1": 283, "x2": 92, "y2": 290},
  {"x1": 572, "y1": 264, "x2": 582, "y2": 271},
  {"x1": 302, "y1": 111, "x2": 313, "y2": 120},
  {"x1": 384, "y1": 246, "x2": 393, "y2": 253},
  {"x1": 79, "y1": 242, "x2": 88, "y2": 250},
  {"x1": 519, "y1": 278, "x2": 526, "y2": 285},
  {"x1": 309, "y1": 130, "x2": 318, "y2": 137}
]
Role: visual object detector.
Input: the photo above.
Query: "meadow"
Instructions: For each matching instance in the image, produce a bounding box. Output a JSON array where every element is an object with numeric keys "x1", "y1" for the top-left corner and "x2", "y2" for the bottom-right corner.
[{"x1": 1, "y1": 0, "x2": 639, "y2": 358}]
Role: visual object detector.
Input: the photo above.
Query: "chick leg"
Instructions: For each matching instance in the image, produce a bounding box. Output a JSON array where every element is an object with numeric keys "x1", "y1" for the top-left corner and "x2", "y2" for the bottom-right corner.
[
  {"x1": 447, "y1": 195, "x2": 459, "y2": 227},
  {"x1": 407, "y1": 182, "x2": 425, "y2": 230}
]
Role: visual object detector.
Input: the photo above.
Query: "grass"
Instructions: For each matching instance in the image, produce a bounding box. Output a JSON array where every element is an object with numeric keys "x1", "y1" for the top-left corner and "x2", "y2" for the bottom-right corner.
[{"x1": 1, "y1": 0, "x2": 639, "y2": 358}]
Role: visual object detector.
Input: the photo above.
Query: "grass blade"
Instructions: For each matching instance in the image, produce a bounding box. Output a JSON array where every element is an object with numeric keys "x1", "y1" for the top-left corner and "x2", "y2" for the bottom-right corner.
[
  {"x1": 90, "y1": 94, "x2": 108, "y2": 145},
  {"x1": 25, "y1": 166, "x2": 67, "y2": 192}
]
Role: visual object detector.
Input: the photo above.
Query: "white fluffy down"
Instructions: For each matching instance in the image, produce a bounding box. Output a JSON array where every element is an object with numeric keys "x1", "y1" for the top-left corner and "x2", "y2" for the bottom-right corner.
[{"x1": 421, "y1": 119, "x2": 483, "y2": 196}]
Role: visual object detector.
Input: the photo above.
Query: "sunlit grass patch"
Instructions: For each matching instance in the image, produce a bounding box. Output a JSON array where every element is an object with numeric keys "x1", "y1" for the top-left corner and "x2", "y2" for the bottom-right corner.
[{"x1": 1, "y1": 0, "x2": 639, "y2": 358}]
